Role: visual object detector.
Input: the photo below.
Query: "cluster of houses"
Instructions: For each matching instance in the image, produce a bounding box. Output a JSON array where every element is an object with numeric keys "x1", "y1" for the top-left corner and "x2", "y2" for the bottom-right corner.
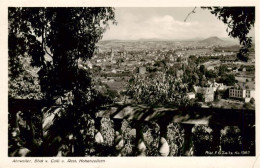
[
  {"x1": 89, "y1": 47, "x2": 255, "y2": 106},
  {"x1": 186, "y1": 81, "x2": 255, "y2": 104}
]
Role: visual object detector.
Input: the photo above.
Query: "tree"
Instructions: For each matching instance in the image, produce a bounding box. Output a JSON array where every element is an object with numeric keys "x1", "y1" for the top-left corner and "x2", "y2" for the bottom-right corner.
[
  {"x1": 218, "y1": 65, "x2": 228, "y2": 76},
  {"x1": 199, "y1": 65, "x2": 205, "y2": 74},
  {"x1": 214, "y1": 89, "x2": 220, "y2": 101},
  {"x1": 8, "y1": 7, "x2": 116, "y2": 156},
  {"x1": 9, "y1": 7, "x2": 116, "y2": 101},
  {"x1": 203, "y1": 7, "x2": 255, "y2": 62},
  {"x1": 9, "y1": 7, "x2": 116, "y2": 118},
  {"x1": 224, "y1": 74, "x2": 236, "y2": 86},
  {"x1": 250, "y1": 97, "x2": 255, "y2": 105},
  {"x1": 205, "y1": 70, "x2": 217, "y2": 79},
  {"x1": 127, "y1": 72, "x2": 190, "y2": 106}
]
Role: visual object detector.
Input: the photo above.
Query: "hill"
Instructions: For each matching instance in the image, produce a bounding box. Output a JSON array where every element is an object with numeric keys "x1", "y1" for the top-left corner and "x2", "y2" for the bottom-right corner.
[{"x1": 199, "y1": 36, "x2": 236, "y2": 46}]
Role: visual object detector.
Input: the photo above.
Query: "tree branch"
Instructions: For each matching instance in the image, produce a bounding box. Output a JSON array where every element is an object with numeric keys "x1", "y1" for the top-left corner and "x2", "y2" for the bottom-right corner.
[
  {"x1": 41, "y1": 10, "x2": 53, "y2": 60},
  {"x1": 184, "y1": 7, "x2": 197, "y2": 22}
]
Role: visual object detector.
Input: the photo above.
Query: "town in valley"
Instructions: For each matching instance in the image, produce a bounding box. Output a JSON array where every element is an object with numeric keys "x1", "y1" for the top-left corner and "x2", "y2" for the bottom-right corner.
[{"x1": 82, "y1": 36, "x2": 255, "y2": 110}]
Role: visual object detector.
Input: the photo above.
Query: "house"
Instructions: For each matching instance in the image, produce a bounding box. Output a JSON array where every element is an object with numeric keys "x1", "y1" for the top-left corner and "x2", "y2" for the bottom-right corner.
[
  {"x1": 138, "y1": 67, "x2": 146, "y2": 74},
  {"x1": 206, "y1": 66, "x2": 214, "y2": 71},
  {"x1": 229, "y1": 87, "x2": 255, "y2": 102},
  {"x1": 204, "y1": 87, "x2": 214, "y2": 102},
  {"x1": 245, "y1": 90, "x2": 255, "y2": 103},
  {"x1": 111, "y1": 69, "x2": 117, "y2": 73},
  {"x1": 209, "y1": 81, "x2": 227, "y2": 91},
  {"x1": 187, "y1": 92, "x2": 195, "y2": 100},
  {"x1": 194, "y1": 86, "x2": 214, "y2": 102}
]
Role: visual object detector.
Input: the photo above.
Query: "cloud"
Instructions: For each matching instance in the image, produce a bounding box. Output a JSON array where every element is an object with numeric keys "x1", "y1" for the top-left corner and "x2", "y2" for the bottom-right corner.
[{"x1": 103, "y1": 12, "x2": 230, "y2": 40}]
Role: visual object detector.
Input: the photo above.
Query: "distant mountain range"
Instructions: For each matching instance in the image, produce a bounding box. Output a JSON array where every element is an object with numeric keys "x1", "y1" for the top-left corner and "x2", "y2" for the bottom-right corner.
[{"x1": 101, "y1": 36, "x2": 239, "y2": 46}]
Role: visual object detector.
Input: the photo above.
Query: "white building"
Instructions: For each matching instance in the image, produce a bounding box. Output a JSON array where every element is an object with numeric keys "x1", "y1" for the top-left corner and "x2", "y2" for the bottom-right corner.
[
  {"x1": 187, "y1": 92, "x2": 195, "y2": 100},
  {"x1": 229, "y1": 88, "x2": 255, "y2": 103}
]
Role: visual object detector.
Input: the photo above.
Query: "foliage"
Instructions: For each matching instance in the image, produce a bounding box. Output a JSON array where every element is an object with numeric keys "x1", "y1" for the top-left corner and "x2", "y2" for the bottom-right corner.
[
  {"x1": 192, "y1": 125, "x2": 213, "y2": 156},
  {"x1": 220, "y1": 74, "x2": 236, "y2": 86},
  {"x1": 121, "y1": 141, "x2": 133, "y2": 156},
  {"x1": 203, "y1": 7, "x2": 255, "y2": 62},
  {"x1": 218, "y1": 65, "x2": 228, "y2": 76},
  {"x1": 106, "y1": 89, "x2": 119, "y2": 101},
  {"x1": 78, "y1": 114, "x2": 96, "y2": 156},
  {"x1": 199, "y1": 65, "x2": 206, "y2": 74},
  {"x1": 8, "y1": 57, "x2": 43, "y2": 99},
  {"x1": 121, "y1": 119, "x2": 134, "y2": 140},
  {"x1": 142, "y1": 122, "x2": 160, "y2": 156},
  {"x1": 220, "y1": 126, "x2": 242, "y2": 154},
  {"x1": 9, "y1": 7, "x2": 116, "y2": 100},
  {"x1": 8, "y1": 8, "x2": 116, "y2": 155},
  {"x1": 120, "y1": 120, "x2": 134, "y2": 156},
  {"x1": 8, "y1": 109, "x2": 43, "y2": 156},
  {"x1": 243, "y1": 102, "x2": 254, "y2": 110},
  {"x1": 205, "y1": 70, "x2": 217, "y2": 79},
  {"x1": 166, "y1": 123, "x2": 185, "y2": 156},
  {"x1": 127, "y1": 72, "x2": 190, "y2": 106},
  {"x1": 100, "y1": 117, "x2": 115, "y2": 147},
  {"x1": 250, "y1": 97, "x2": 255, "y2": 105}
]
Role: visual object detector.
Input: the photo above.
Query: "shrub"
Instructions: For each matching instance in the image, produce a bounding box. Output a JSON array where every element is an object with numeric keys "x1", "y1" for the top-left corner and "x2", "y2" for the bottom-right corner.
[
  {"x1": 120, "y1": 120, "x2": 135, "y2": 156},
  {"x1": 166, "y1": 123, "x2": 185, "y2": 156},
  {"x1": 142, "y1": 122, "x2": 160, "y2": 156},
  {"x1": 220, "y1": 126, "x2": 242, "y2": 154},
  {"x1": 79, "y1": 114, "x2": 95, "y2": 156},
  {"x1": 100, "y1": 117, "x2": 115, "y2": 147},
  {"x1": 127, "y1": 72, "x2": 189, "y2": 106},
  {"x1": 192, "y1": 125, "x2": 213, "y2": 156},
  {"x1": 250, "y1": 97, "x2": 255, "y2": 105}
]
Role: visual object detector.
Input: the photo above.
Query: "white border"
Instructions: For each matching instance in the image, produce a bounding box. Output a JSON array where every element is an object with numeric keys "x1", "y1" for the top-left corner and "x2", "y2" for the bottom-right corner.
[{"x1": 0, "y1": 0, "x2": 259, "y2": 168}]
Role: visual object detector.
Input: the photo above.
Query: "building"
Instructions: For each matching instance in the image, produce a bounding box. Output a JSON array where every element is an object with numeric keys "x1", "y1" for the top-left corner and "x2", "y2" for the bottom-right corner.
[
  {"x1": 110, "y1": 48, "x2": 114, "y2": 62},
  {"x1": 204, "y1": 87, "x2": 214, "y2": 102},
  {"x1": 229, "y1": 88, "x2": 244, "y2": 99},
  {"x1": 187, "y1": 92, "x2": 195, "y2": 100},
  {"x1": 206, "y1": 66, "x2": 215, "y2": 71},
  {"x1": 245, "y1": 90, "x2": 255, "y2": 103},
  {"x1": 229, "y1": 87, "x2": 255, "y2": 102},
  {"x1": 208, "y1": 81, "x2": 227, "y2": 91},
  {"x1": 138, "y1": 67, "x2": 146, "y2": 74},
  {"x1": 194, "y1": 86, "x2": 214, "y2": 102}
]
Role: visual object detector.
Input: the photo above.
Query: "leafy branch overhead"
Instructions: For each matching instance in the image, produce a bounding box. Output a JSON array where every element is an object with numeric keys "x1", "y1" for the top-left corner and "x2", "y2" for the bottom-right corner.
[
  {"x1": 185, "y1": 7, "x2": 255, "y2": 62},
  {"x1": 203, "y1": 7, "x2": 255, "y2": 62},
  {"x1": 9, "y1": 7, "x2": 116, "y2": 100}
]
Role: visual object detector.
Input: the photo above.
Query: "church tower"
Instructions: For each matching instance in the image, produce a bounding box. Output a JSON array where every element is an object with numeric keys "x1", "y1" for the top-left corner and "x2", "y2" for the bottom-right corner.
[{"x1": 110, "y1": 48, "x2": 114, "y2": 62}]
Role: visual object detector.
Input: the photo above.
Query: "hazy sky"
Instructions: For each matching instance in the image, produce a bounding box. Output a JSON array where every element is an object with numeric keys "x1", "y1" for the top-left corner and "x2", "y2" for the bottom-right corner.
[{"x1": 102, "y1": 7, "x2": 255, "y2": 41}]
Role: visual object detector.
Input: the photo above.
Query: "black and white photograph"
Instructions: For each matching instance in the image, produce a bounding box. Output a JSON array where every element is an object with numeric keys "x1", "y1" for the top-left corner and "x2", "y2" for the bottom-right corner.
[{"x1": 5, "y1": 5, "x2": 257, "y2": 160}]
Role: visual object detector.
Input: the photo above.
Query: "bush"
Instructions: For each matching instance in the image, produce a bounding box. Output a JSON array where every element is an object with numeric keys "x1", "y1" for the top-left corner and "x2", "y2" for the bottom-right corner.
[
  {"x1": 192, "y1": 125, "x2": 213, "y2": 156},
  {"x1": 100, "y1": 117, "x2": 115, "y2": 147},
  {"x1": 220, "y1": 126, "x2": 242, "y2": 154},
  {"x1": 250, "y1": 97, "x2": 255, "y2": 105},
  {"x1": 142, "y1": 122, "x2": 160, "y2": 156},
  {"x1": 79, "y1": 114, "x2": 95, "y2": 156},
  {"x1": 127, "y1": 72, "x2": 189, "y2": 106},
  {"x1": 120, "y1": 120, "x2": 135, "y2": 156},
  {"x1": 166, "y1": 123, "x2": 184, "y2": 156}
]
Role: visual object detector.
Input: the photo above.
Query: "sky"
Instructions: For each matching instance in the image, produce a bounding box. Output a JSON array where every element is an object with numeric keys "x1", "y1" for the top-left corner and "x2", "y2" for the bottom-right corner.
[{"x1": 102, "y1": 7, "x2": 255, "y2": 41}]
